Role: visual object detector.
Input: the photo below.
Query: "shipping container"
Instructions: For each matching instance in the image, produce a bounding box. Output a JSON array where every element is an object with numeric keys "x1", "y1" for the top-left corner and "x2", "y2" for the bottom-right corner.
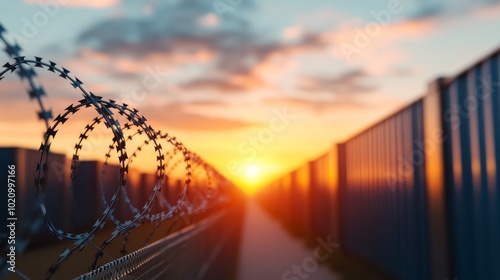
[
  {"x1": 115, "y1": 167, "x2": 142, "y2": 221},
  {"x1": 140, "y1": 172, "x2": 156, "y2": 210},
  {"x1": 70, "y1": 161, "x2": 102, "y2": 230},
  {"x1": 162, "y1": 177, "x2": 184, "y2": 208},
  {"x1": 71, "y1": 161, "x2": 124, "y2": 228},
  {"x1": 0, "y1": 147, "x2": 70, "y2": 239}
]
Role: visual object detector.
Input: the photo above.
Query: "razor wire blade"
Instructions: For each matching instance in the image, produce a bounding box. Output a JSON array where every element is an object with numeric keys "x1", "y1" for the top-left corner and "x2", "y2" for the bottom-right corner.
[{"x1": 0, "y1": 23, "x2": 236, "y2": 279}]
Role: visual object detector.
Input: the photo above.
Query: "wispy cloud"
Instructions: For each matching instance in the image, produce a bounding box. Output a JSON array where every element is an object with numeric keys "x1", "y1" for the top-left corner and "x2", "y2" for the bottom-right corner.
[
  {"x1": 73, "y1": 0, "x2": 330, "y2": 95},
  {"x1": 408, "y1": 0, "x2": 500, "y2": 20},
  {"x1": 299, "y1": 70, "x2": 377, "y2": 95},
  {"x1": 24, "y1": 0, "x2": 120, "y2": 9},
  {"x1": 144, "y1": 104, "x2": 258, "y2": 131}
]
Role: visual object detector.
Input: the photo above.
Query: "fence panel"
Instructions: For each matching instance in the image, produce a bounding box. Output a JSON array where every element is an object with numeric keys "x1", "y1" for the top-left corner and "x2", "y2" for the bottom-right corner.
[
  {"x1": 339, "y1": 101, "x2": 431, "y2": 280},
  {"x1": 441, "y1": 51, "x2": 500, "y2": 280}
]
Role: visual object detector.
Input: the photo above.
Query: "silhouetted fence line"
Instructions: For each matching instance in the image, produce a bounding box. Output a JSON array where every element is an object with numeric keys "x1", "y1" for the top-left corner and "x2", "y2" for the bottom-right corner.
[
  {"x1": 259, "y1": 47, "x2": 500, "y2": 280},
  {"x1": 0, "y1": 23, "x2": 244, "y2": 279}
]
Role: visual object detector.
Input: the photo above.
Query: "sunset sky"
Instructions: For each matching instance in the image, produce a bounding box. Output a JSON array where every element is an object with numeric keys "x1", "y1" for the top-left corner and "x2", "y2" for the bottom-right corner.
[{"x1": 0, "y1": 0, "x2": 499, "y2": 194}]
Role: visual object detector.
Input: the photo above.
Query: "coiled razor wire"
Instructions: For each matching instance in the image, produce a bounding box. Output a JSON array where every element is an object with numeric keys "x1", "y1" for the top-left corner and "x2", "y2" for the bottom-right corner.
[
  {"x1": 0, "y1": 23, "x2": 236, "y2": 279},
  {"x1": 77, "y1": 208, "x2": 236, "y2": 280},
  {"x1": 0, "y1": 24, "x2": 52, "y2": 126}
]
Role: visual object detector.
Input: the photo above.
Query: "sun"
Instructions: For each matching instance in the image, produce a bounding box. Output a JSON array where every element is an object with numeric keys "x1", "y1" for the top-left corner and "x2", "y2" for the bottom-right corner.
[
  {"x1": 234, "y1": 164, "x2": 268, "y2": 195},
  {"x1": 245, "y1": 165, "x2": 260, "y2": 179},
  {"x1": 241, "y1": 164, "x2": 262, "y2": 194}
]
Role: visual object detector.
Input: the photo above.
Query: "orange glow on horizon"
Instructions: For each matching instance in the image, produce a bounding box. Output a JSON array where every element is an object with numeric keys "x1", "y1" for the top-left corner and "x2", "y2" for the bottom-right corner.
[{"x1": 238, "y1": 164, "x2": 264, "y2": 195}]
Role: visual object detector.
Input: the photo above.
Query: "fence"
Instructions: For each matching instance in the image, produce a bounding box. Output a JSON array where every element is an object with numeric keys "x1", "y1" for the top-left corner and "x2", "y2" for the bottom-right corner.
[
  {"x1": 259, "y1": 47, "x2": 500, "y2": 280},
  {"x1": 440, "y1": 52, "x2": 500, "y2": 279},
  {"x1": 0, "y1": 23, "x2": 245, "y2": 279},
  {"x1": 77, "y1": 203, "x2": 245, "y2": 280}
]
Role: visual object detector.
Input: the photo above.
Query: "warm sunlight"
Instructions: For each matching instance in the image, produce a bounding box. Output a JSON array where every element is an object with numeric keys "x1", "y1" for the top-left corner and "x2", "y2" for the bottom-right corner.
[
  {"x1": 243, "y1": 164, "x2": 261, "y2": 193},
  {"x1": 1, "y1": 0, "x2": 499, "y2": 278},
  {"x1": 234, "y1": 164, "x2": 265, "y2": 195},
  {"x1": 245, "y1": 164, "x2": 260, "y2": 179}
]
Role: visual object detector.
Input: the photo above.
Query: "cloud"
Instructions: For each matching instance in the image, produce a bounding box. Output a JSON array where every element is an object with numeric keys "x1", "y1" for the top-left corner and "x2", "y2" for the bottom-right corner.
[
  {"x1": 323, "y1": 17, "x2": 435, "y2": 74},
  {"x1": 408, "y1": 0, "x2": 500, "y2": 20},
  {"x1": 24, "y1": 0, "x2": 120, "y2": 9},
  {"x1": 76, "y1": 0, "x2": 256, "y2": 57},
  {"x1": 179, "y1": 77, "x2": 255, "y2": 93},
  {"x1": 145, "y1": 104, "x2": 258, "y2": 131},
  {"x1": 264, "y1": 96, "x2": 366, "y2": 111},
  {"x1": 299, "y1": 70, "x2": 377, "y2": 95},
  {"x1": 64, "y1": 0, "x2": 478, "y2": 99},
  {"x1": 303, "y1": 0, "x2": 499, "y2": 76},
  {"x1": 199, "y1": 13, "x2": 219, "y2": 27},
  {"x1": 257, "y1": 70, "x2": 383, "y2": 114},
  {"x1": 73, "y1": 0, "x2": 328, "y2": 93},
  {"x1": 389, "y1": 67, "x2": 415, "y2": 76},
  {"x1": 282, "y1": 26, "x2": 303, "y2": 41}
]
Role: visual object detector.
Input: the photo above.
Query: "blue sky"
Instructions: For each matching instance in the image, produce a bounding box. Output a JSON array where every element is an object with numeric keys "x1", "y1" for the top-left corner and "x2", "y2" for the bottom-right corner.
[{"x1": 0, "y1": 0, "x2": 499, "y2": 191}]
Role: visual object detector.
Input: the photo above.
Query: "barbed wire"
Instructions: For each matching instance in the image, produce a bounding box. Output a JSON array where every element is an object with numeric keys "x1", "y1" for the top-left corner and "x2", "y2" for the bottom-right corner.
[
  {"x1": 0, "y1": 23, "x2": 236, "y2": 279},
  {"x1": 0, "y1": 24, "x2": 52, "y2": 127}
]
